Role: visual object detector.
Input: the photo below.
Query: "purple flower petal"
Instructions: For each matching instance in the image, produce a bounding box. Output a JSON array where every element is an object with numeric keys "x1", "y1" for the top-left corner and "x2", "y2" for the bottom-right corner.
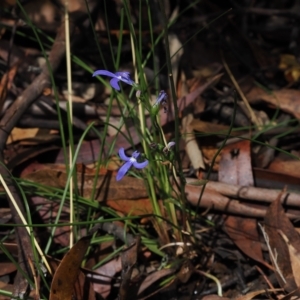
[
  {"x1": 167, "y1": 141, "x2": 175, "y2": 148},
  {"x1": 93, "y1": 70, "x2": 135, "y2": 90},
  {"x1": 110, "y1": 77, "x2": 121, "y2": 90},
  {"x1": 92, "y1": 70, "x2": 117, "y2": 78},
  {"x1": 116, "y1": 161, "x2": 133, "y2": 181},
  {"x1": 115, "y1": 71, "x2": 130, "y2": 77},
  {"x1": 115, "y1": 72, "x2": 135, "y2": 86},
  {"x1": 122, "y1": 78, "x2": 135, "y2": 86},
  {"x1": 133, "y1": 160, "x2": 148, "y2": 169},
  {"x1": 116, "y1": 147, "x2": 148, "y2": 181},
  {"x1": 154, "y1": 90, "x2": 167, "y2": 106},
  {"x1": 132, "y1": 151, "x2": 140, "y2": 159},
  {"x1": 119, "y1": 148, "x2": 131, "y2": 162},
  {"x1": 163, "y1": 141, "x2": 176, "y2": 153}
]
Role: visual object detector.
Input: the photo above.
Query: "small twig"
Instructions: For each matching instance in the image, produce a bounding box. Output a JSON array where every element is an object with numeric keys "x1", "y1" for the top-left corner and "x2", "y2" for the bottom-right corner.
[
  {"x1": 221, "y1": 52, "x2": 262, "y2": 128},
  {"x1": 200, "y1": 180, "x2": 300, "y2": 207},
  {"x1": 258, "y1": 223, "x2": 286, "y2": 285},
  {"x1": 255, "y1": 265, "x2": 275, "y2": 290},
  {"x1": 184, "y1": 182, "x2": 300, "y2": 219}
]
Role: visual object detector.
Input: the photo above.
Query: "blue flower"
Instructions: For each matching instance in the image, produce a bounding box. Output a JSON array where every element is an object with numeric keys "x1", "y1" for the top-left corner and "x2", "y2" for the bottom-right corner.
[
  {"x1": 92, "y1": 70, "x2": 135, "y2": 91},
  {"x1": 116, "y1": 148, "x2": 149, "y2": 181},
  {"x1": 153, "y1": 90, "x2": 168, "y2": 113},
  {"x1": 163, "y1": 141, "x2": 175, "y2": 153},
  {"x1": 153, "y1": 90, "x2": 167, "y2": 105}
]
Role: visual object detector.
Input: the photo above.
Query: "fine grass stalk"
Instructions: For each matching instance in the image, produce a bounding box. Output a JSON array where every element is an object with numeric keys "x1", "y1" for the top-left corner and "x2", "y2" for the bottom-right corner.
[{"x1": 64, "y1": 1, "x2": 75, "y2": 249}]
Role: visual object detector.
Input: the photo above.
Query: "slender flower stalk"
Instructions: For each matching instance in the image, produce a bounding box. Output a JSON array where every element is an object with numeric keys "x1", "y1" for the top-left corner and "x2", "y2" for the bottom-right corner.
[
  {"x1": 116, "y1": 148, "x2": 148, "y2": 181},
  {"x1": 92, "y1": 70, "x2": 136, "y2": 91}
]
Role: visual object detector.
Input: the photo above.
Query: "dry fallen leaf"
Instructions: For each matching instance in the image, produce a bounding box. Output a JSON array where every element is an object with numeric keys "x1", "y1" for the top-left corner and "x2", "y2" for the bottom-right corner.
[
  {"x1": 268, "y1": 158, "x2": 300, "y2": 179},
  {"x1": 264, "y1": 193, "x2": 300, "y2": 295},
  {"x1": 278, "y1": 230, "x2": 300, "y2": 288},
  {"x1": 246, "y1": 86, "x2": 300, "y2": 119},
  {"x1": 91, "y1": 257, "x2": 122, "y2": 298},
  {"x1": 49, "y1": 236, "x2": 93, "y2": 300},
  {"x1": 119, "y1": 237, "x2": 140, "y2": 300},
  {"x1": 21, "y1": 163, "x2": 148, "y2": 201},
  {"x1": 182, "y1": 112, "x2": 205, "y2": 170},
  {"x1": 7, "y1": 128, "x2": 39, "y2": 144},
  {"x1": 22, "y1": 163, "x2": 154, "y2": 216}
]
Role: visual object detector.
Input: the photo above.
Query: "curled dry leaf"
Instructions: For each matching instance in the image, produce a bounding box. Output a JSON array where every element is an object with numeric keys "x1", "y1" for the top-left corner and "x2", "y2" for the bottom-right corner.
[
  {"x1": 246, "y1": 86, "x2": 300, "y2": 119},
  {"x1": 182, "y1": 111, "x2": 205, "y2": 170},
  {"x1": 119, "y1": 238, "x2": 140, "y2": 300},
  {"x1": 50, "y1": 236, "x2": 93, "y2": 300},
  {"x1": 278, "y1": 230, "x2": 300, "y2": 289},
  {"x1": 264, "y1": 193, "x2": 300, "y2": 295},
  {"x1": 268, "y1": 158, "x2": 300, "y2": 179},
  {"x1": 90, "y1": 257, "x2": 122, "y2": 299}
]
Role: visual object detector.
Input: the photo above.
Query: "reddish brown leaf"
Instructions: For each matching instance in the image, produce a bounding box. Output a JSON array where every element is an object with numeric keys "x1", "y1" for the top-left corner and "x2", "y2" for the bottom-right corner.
[
  {"x1": 91, "y1": 257, "x2": 122, "y2": 298},
  {"x1": 105, "y1": 198, "x2": 153, "y2": 216},
  {"x1": 246, "y1": 86, "x2": 300, "y2": 119},
  {"x1": 21, "y1": 163, "x2": 148, "y2": 201},
  {"x1": 224, "y1": 217, "x2": 271, "y2": 269},
  {"x1": 0, "y1": 262, "x2": 17, "y2": 276},
  {"x1": 264, "y1": 194, "x2": 300, "y2": 294},
  {"x1": 268, "y1": 158, "x2": 300, "y2": 179},
  {"x1": 253, "y1": 167, "x2": 300, "y2": 191},
  {"x1": 22, "y1": 163, "x2": 153, "y2": 216},
  {"x1": 50, "y1": 236, "x2": 93, "y2": 300},
  {"x1": 119, "y1": 238, "x2": 140, "y2": 300},
  {"x1": 49, "y1": 256, "x2": 96, "y2": 300},
  {"x1": 278, "y1": 230, "x2": 300, "y2": 288}
]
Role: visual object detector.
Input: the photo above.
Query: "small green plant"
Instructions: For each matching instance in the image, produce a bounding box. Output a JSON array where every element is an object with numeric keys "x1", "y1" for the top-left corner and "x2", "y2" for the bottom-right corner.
[{"x1": 92, "y1": 66, "x2": 185, "y2": 243}]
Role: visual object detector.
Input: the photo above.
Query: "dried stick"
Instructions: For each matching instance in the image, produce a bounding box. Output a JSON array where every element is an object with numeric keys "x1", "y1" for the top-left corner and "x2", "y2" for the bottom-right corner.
[
  {"x1": 203, "y1": 181, "x2": 300, "y2": 207},
  {"x1": 258, "y1": 223, "x2": 286, "y2": 285},
  {"x1": 184, "y1": 183, "x2": 300, "y2": 219}
]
